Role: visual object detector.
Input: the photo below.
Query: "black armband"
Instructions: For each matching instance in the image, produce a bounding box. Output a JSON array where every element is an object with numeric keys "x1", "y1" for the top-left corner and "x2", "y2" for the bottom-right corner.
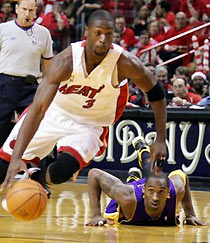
[{"x1": 146, "y1": 82, "x2": 165, "y2": 102}]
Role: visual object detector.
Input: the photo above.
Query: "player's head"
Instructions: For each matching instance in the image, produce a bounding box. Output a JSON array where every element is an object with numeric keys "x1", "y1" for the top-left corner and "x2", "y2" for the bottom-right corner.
[
  {"x1": 85, "y1": 10, "x2": 114, "y2": 57},
  {"x1": 143, "y1": 172, "x2": 170, "y2": 213},
  {"x1": 16, "y1": 0, "x2": 36, "y2": 27}
]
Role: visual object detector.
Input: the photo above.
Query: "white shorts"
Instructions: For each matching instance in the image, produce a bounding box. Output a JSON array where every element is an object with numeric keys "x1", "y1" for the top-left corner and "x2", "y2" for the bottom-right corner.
[{"x1": 1, "y1": 106, "x2": 106, "y2": 168}]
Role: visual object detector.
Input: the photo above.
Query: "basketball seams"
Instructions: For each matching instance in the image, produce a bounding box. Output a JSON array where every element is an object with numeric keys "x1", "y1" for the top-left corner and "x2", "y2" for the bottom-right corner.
[
  {"x1": 7, "y1": 188, "x2": 40, "y2": 200},
  {"x1": 29, "y1": 184, "x2": 47, "y2": 220},
  {"x1": 10, "y1": 192, "x2": 41, "y2": 215},
  {"x1": 6, "y1": 179, "x2": 47, "y2": 221}
]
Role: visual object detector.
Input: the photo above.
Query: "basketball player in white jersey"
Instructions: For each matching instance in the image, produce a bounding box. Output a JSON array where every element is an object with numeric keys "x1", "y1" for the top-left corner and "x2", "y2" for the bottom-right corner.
[{"x1": 0, "y1": 10, "x2": 167, "y2": 195}]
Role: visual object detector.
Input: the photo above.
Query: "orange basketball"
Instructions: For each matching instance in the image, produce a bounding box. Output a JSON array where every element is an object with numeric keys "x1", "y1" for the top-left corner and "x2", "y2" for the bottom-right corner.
[{"x1": 6, "y1": 179, "x2": 48, "y2": 221}]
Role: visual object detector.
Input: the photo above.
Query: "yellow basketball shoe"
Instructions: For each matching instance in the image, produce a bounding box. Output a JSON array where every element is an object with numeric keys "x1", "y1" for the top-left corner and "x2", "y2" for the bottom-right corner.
[
  {"x1": 126, "y1": 167, "x2": 142, "y2": 183},
  {"x1": 132, "y1": 135, "x2": 151, "y2": 169}
]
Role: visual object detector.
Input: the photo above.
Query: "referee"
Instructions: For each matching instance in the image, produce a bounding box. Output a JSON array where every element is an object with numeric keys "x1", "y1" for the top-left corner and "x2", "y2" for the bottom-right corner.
[{"x1": 0, "y1": 0, "x2": 53, "y2": 146}]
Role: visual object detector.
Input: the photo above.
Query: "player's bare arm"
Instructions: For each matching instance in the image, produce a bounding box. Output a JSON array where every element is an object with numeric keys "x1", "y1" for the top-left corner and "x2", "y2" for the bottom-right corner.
[
  {"x1": 1, "y1": 47, "x2": 74, "y2": 190},
  {"x1": 86, "y1": 168, "x2": 135, "y2": 226},
  {"x1": 117, "y1": 51, "x2": 167, "y2": 173},
  {"x1": 171, "y1": 174, "x2": 206, "y2": 226}
]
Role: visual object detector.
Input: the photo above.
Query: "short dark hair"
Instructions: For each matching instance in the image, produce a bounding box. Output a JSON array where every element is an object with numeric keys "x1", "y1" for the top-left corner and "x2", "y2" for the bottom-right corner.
[
  {"x1": 160, "y1": 1, "x2": 171, "y2": 12},
  {"x1": 175, "y1": 66, "x2": 190, "y2": 77},
  {"x1": 145, "y1": 172, "x2": 169, "y2": 188},
  {"x1": 87, "y1": 10, "x2": 114, "y2": 27}
]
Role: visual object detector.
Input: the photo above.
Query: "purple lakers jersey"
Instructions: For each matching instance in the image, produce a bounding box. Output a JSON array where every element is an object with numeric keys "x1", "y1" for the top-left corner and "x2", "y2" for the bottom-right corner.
[{"x1": 104, "y1": 178, "x2": 177, "y2": 226}]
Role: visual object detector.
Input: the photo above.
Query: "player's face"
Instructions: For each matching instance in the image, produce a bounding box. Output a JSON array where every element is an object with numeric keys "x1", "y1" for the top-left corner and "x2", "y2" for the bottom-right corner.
[
  {"x1": 86, "y1": 20, "x2": 114, "y2": 57},
  {"x1": 144, "y1": 177, "x2": 169, "y2": 212},
  {"x1": 16, "y1": 0, "x2": 36, "y2": 27}
]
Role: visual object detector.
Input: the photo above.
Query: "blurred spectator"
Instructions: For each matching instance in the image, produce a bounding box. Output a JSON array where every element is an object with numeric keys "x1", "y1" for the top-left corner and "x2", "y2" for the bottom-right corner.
[
  {"x1": 128, "y1": 82, "x2": 146, "y2": 107},
  {"x1": 133, "y1": 30, "x2": 158, "y2": 64},
  {"x1": 34, "y1": 0, "x2": 45, "y2": 25},
  {"x1": 62, "y1": 0, "x2": 76, "y2": 19},
  {"x1": 0, "y1": 1, "x2": 16, "y2": 23},
  {"x1": 154, "y1": 0, "x2": 175, "y2": 32},
  {"x1": 112, "y1": 29, "x2": 127, "y2": 50},
  {"x1": 114, "y1": 14, "x2": 138, "y2": 50},
  {"x1": 148, "y1": 20, "x2": 165, "y2": 44},
  {"x1": 180, "y1": 0, "x2": 206, "y2": 23},
  {"x1": 160, "y1": 12, "x2": 191, "y2": 75},
  {"x1": 168, "y1": 0, "x2": 181, "y2": 14},
  {"x1": 70, "y1": 0, "x2": 101, "y2": 41},
  {"x1": 155, "y1": 65, "x2": 173, "y2": 102},
  {"x1": 102, "y1": 0, "x2": 134, "y2": 25},
  {"x1": 132, "y1": 5, "x2": 154, "y2": 36},
  {"x1": 174, "y1": 65, "x2": 193, "y2": 90},
  {"x1": 43, "y1": 0, "x2": 64, "y2": 14},
  {"x1": 197, "y1": 83, "x2": 210, "y2": 107},
  {"x1": 42, "y1": 2, "x2": 69, "y2": 54},
  {"x1": 171, "y1": 77, "x2": 202, "y2": 106},
  {"x1": 174, "y1": 66, "x2": 191, "y2": 82},
  {"x1": 191, "y1": 71, "x2": 208, "y2": 97}
]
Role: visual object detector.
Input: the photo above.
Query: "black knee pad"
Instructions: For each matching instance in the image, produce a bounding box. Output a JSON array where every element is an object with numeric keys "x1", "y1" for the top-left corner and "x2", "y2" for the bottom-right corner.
[
  {"x1": 49, "y1": 153, "x2": 80, "y2": 184},
  {"x1": 0, "y1": 159, "x2": 9, "y2": 184}
]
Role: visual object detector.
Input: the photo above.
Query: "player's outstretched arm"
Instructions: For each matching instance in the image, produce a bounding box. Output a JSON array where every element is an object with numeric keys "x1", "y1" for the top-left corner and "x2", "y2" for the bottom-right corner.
[
  {"x1": 181, "y1": 175, "x2": 206, "y2": 226},
  {"x1": 171, "y1": 173, "x2": 206, "y2": 226},
  {"x1": 1, "y1": 47, "x2": 73, "y2": 191},
  {"x1": 86, "y1": 168, "x2": 135, "y2": 226},
  {"x1": 117, "y1": 51, "x2": 167, "y2": 174}
]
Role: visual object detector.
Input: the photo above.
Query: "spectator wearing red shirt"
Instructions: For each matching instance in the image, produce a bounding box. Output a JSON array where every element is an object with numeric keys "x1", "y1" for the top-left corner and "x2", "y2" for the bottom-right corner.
[
  {"x1": 180, "y1": 0, "x2": 206, "y2": 23},
  {"x1": 160, "y1": 12, "x2": 191, "y2": 75},
  {"x1": 114, "y1": 14, "x2": 138, "y2": 50},
  {"x1": 42, "y1": 2, "x2": 69, "y2": 54},
  {"x1": 171, "y1": 77, "x2": 202, "y2": 106},
  {"x1": 148, "y1": 20, "x2": 165, "y2": 44},
  {"x1": 0, "y1": 1, "x2": 16, "y2": 23},
  {"x1": 34, "y1": 0, "x2": 45, "y2": 25},
  {"x1": 155, "y1": 0, "x2": 175, "y2": 32},
  {"x1": 102, "y1": 0, "x2": 134, "y2": 25},
  {"x1": 112, "y1": 29, "x2": 127, "y2": 50}
]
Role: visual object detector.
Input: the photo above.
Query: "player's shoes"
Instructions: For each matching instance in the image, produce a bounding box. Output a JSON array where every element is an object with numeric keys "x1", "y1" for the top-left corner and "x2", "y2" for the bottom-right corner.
[
  {"x1": 126, "y1": 167, "x2": 142, "y2": 183},
  {"x1": 22, "y1": 168, "x2": 51, "y2": 199},
  {"x1": 132, "y1": 135, "x2": 151, "y2": 169}
]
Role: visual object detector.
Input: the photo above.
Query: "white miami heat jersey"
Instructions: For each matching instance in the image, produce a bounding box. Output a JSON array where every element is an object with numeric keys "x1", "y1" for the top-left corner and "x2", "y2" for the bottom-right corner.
[{"x1": 49, "y1": 41, "x2": 128, "y2": 127}]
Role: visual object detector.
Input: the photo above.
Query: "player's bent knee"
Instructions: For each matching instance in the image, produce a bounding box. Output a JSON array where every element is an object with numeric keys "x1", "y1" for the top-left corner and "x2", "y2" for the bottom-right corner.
[
  {"x1": 0, "y1": 159, "x2": 9, "y2": 184},
  {"x1": 49, "y1": 152, "x2": 80, "y2": 184}
]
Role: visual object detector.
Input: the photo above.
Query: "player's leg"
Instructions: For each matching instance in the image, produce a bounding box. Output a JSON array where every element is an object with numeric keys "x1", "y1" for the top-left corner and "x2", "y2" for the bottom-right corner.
[
  {"x1": 31, "y1": 152, "x2": 80, "y2": 187},
  {"x1": 132, "y1": 135, "x2": 151, "y2": 177},
  {"x1": 124, "y1": 136, "x2": 151, "y2": 183},
  {"x1": 33, "y1": 123, "x2": 106, "y2": 187}
]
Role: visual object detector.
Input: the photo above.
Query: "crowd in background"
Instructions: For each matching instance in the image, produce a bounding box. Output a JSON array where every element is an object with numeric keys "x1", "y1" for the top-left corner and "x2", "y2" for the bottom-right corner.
[{"x1": 0, "y1": 0, "x2": 210, "y2": 108}]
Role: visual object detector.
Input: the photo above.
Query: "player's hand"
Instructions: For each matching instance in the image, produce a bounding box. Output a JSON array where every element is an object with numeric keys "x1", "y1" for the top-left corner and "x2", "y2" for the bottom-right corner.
[
  {"x1": 150, "y1": 139, "x2": 167, "y2": 175},
  {"x1": 0, "y1": 159, "x2": 29, "y2": 191},
  {"x1": 185, "y1": 216, "x2": 206, "y2": 226},
  {"x1": 86, "y1": 216, "x2": 107, "y2": 226}
]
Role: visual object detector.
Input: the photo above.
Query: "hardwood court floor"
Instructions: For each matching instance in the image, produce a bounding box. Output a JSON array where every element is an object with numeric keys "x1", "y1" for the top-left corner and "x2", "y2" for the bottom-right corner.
[{"x1": 0, "y1": 182, "x2": 209, "y2": 243}]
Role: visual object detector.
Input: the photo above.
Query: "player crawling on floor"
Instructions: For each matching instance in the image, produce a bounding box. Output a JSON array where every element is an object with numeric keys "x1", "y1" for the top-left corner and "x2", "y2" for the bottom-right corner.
[{"x1": 86, "y1": 136, "x2": 206, "y2": 227}]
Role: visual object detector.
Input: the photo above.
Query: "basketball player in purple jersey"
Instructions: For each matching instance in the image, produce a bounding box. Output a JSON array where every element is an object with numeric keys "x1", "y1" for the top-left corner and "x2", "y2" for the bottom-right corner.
[{"x1": 86, "y1": 136, "x2": 206, "y2": 226}]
